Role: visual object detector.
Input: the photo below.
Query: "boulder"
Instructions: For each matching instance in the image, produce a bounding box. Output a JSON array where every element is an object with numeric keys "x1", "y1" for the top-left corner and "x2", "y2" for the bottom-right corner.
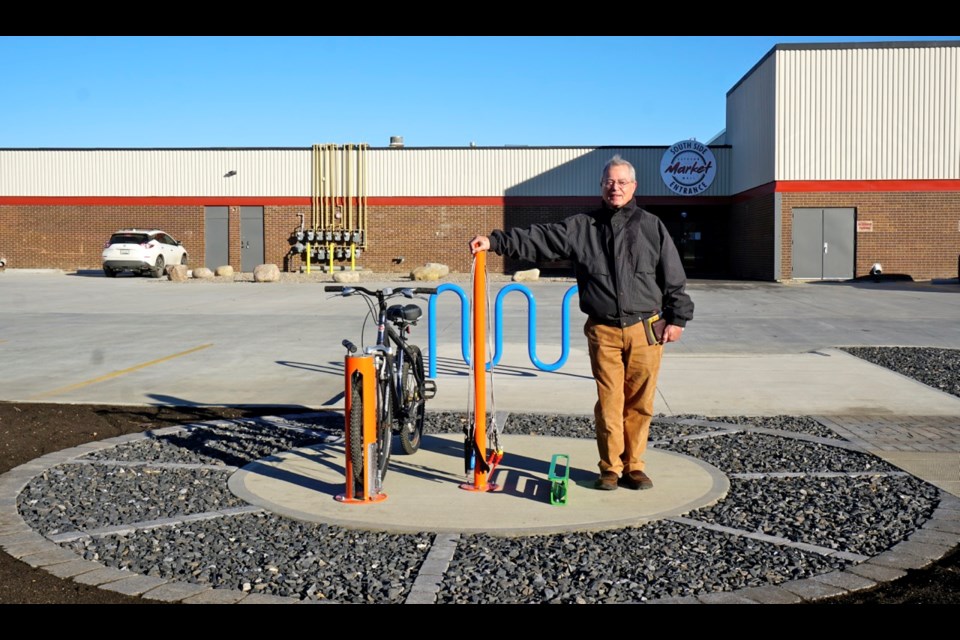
[
  {"x1": 411, "y1": 263, "x2": 449, "y2": 281},
  {"x1": 192, "y1": 267, "x2": 215, "y2": 279},
  {"x1": 513, "y1": 268, "x2": 540, "y2": 282},
  {"x1": 215, "y1": 265, "x2": 235, "y2": 277},
  {"x1": 333, "y1": 270, "x2": 361, "y2": 283},
  {"x1": 424, "y1": 262, "x2": 450, "y2": 276},
  {"x1": 166, "y1": 264, "x2": 189, "y2": 282},
  {"x1": 253, "y1": 264, "x2": 280, "y2": 282},
  {"x1": 411, "y1": 268, "x2": 440, "y2": 281}
]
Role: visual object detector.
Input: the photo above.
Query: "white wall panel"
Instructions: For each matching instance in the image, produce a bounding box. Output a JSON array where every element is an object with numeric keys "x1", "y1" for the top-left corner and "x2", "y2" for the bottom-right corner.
[
  {"x1": 0, "y1": 146, "x2": 731, "y2": 198},
  {"x1": 369, "y1": 147, "x2": 729, "y2": 197},
  {"x1": 727, "y1": 54, "x2": 777, "y2": 194},
  {"x1": 776, "y1": 44, "x2": 959, "y2": 180},
  {"x1": 0, "y1": 149, "x2": 311, "y2": 197}
]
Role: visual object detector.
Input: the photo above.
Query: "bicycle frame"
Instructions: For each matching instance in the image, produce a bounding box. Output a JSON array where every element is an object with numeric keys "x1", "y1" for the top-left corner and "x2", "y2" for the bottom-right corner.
[
  {"x1": 382, "y1": 320, "x2": 420, "y2": 416},
  {"x1": 331, "y1": 285, "x2": 434, "y2": 389}
]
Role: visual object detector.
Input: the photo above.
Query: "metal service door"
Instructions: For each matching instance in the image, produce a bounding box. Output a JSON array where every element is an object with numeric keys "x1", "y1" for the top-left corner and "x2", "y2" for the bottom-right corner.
[
  {"x1": 792, "y1": 208, "x2": 854, "y2": 280},
  {"x1": 204, "y1": 206, "x2": 229, "y2": 271},
  {"x1": 822, "y1": 208, "x2": 855, "y2": 279},
  {"x1": 240, "y1": 206, "x2": 264, "y2": 272}
]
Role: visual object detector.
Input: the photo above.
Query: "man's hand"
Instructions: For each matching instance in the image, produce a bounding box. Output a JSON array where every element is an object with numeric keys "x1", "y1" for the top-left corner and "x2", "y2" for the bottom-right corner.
[
  {"x1": 469, "y1": 235, "x2": 490, "y2": 255},
  {"x1": 662, "y1": 325, "x2": 684, "y2": 344}
]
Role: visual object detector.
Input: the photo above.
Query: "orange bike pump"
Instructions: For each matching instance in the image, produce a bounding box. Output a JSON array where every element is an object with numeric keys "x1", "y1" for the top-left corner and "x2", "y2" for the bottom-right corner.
[
  {"x1": 461, "y1": 250, "x2": 498, "y2": 493},
  {"x1": 336, "y1": 354, "x2": 387, "y2": 504}
]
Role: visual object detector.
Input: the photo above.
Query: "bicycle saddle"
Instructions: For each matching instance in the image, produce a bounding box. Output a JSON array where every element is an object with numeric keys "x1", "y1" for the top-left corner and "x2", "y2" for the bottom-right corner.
[{"x1": 387, "y1": 303, "x2": 422, "y2": 324}]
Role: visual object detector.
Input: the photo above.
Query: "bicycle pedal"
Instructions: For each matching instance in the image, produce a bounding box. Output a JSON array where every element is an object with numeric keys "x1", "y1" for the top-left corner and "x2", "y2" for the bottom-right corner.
[{"x1": 423, "y1": 379, "x2": 437, "y2": 400}]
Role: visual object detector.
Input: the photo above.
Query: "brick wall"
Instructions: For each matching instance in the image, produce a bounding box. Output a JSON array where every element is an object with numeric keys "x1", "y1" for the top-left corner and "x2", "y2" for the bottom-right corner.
[
  {"x1": 275, "y1": 203, "x2": 584, "y2": 275},
  {"x1": 729, "y1": 196, "x2": 776, "y2": 280},
  {"x1": 0, "y1": 201, "x2": 583, "y2": 275},
  {"x1": 0, "y1": 204, "x2": 201, "y2": 271},
  {"x1": 3, "y1": 193, "x2": 958, "y2": 281},
  {"x1": 780, "y1": 192, "x2": 960, "y2": 281}
]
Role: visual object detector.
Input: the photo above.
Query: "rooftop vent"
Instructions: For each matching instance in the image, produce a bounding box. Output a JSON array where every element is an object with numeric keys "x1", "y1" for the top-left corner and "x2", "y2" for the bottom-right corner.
[{"x1": 389, "y1": 136, "x2": 404, "y2": 148}]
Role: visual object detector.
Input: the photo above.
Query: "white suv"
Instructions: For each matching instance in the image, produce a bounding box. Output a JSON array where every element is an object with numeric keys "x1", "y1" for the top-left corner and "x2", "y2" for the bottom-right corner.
[{"x1": 102, "y1": 229, "x2": 188, "y2": 278}]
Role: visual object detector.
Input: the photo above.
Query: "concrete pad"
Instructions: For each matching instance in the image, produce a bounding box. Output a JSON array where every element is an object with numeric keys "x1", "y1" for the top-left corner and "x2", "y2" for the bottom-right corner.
[
  {"x1": 18, "y1": 547, "x2": 87, "y2": 568},
  {"x1": 71, "y1": 567, "x2": 134, "y2": 586},
  {"x1": 44, "y1": 559, "x2": 111, "y2": 579},
  {"x1": 101, "y1": 574, "x2": 170, "y2": 596},
  {"x1": 656, "y1": 350, "x2": 960, "y2": 417},
  {"x1": 428, "y1": 349, "x2": 960, "y2": 420},
  {"x1": 141, "y1": 581, "x2": 213, "y2": 602},
  {"x1": 735, "y1": 585, "x2": 805, "y2": 604},
  {"x1": 844, "y1": 562, "x2": 907, "y2": 583},
  {"x1": 228, "y1": 434, "x2": 729, "y2": 536},
  {"x1": 875, "y1": 452, "x2": 960, "y2": 496},
  {"x1": 181, "y1": 588, "x2": 248, "y2": 604}
]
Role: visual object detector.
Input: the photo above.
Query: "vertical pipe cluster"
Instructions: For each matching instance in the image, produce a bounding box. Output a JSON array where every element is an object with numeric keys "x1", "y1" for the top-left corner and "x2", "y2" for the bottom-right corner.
[{"x1": 301, "y1": 143, "x2": 369, "y2": 270}]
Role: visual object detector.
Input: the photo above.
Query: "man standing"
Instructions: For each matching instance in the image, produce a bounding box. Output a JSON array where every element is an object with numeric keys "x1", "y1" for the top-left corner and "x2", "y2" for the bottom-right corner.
[{"x1": 469, "y1": 155, "x2": 694, "y2": 491}]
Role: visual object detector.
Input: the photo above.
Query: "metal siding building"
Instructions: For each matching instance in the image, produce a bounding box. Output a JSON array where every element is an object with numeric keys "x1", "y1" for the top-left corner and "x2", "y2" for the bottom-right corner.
[
  {"x1": 726, "y1": 52, "x2": 777, "y2": 195},
  {"x1": 772, "y1": 43, "x2": 960, "y2": 181},
  {"x1": 725, "y1": 41, "x2": 960, "y2": 191},
  {"x1": 0, "y1": 149, "x2": 310, "y2": 197},
  {"x1": 0, "y1": 147, "x2": 732, "y2": 199}
]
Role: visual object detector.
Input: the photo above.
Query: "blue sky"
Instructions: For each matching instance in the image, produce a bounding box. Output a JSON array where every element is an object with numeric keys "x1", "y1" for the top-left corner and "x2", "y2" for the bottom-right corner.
[{"x1": 1, "y1": 35, "x2": 956, "y2": 149}]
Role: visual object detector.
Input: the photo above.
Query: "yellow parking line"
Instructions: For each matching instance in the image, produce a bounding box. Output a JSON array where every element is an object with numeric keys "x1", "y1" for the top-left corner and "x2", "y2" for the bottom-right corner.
[{"x1": 28, "y1": 343, "x2": 214, "y2": 400}]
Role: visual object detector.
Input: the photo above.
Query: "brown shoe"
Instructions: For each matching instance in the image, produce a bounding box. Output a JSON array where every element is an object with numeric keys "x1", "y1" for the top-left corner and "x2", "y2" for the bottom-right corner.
[
  {"x1": 621, "y1": 470, "x2": 653, "y2": 490},
  {"x1": 594, "y1": 471, "x2": 619, "y2": 491}
]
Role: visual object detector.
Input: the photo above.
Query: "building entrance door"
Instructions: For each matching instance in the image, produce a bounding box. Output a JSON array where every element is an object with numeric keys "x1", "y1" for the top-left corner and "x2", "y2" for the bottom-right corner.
[
  {"x1": 792, "y1": 208, "x2": 855, "y2": 279},
  {"x1": 204, "y1": 206, "x2": 229, "y2": 271},
  {"x1": 240, "y1": 206, "x2": 264, "y2": 272}
]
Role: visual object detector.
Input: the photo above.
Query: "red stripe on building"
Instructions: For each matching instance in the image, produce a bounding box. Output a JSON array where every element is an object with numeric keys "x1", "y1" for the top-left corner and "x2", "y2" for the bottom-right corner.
[
  {"x1": 776, "y1": 180, "x2": 960, "y2": 192},
  {"x1": 0, "y1": 196, "x2": 309, "y2": 205},
  {"x1": 2, "y1": 180, "x2": 957, "y2": 207}
]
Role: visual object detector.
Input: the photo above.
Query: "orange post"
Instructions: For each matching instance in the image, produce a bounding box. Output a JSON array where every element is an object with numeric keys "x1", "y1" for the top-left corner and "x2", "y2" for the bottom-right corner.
[
  {"x1": 336, "y1": 354, "x2": 387, "y2": 504},
  {"x1": 462, "y1": 250, "x2": 497, "y2": 492}
]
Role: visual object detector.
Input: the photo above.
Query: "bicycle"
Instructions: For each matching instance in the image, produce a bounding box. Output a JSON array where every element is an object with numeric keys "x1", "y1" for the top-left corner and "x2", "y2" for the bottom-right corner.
[{"x1": 325, "y1": 284, "x2": 437, "y2": 491}]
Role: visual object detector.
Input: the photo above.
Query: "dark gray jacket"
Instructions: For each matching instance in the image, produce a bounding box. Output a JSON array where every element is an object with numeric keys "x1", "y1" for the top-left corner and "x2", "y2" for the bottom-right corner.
[{"x1": 488, "y1": 199, "x2": 694, "y2": 327}]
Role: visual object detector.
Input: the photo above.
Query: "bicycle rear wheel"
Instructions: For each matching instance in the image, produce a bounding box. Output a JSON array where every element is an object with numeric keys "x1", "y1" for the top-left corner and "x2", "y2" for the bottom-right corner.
[
  {"x1": 376, "y1": 373, "x2": 393, "y2": 479},
  {"x1": 348, "y1": 367, "x2": 393, "y2": 487},
  {"x1": 398, "y1": 345, "x2": 426, "y2": 455}
]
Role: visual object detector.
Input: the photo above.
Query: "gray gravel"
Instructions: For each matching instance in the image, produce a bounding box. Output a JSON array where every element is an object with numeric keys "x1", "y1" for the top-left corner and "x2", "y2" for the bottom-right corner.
[{"x1": 13, "y1": 346, "x2": 956, "y2": 603}]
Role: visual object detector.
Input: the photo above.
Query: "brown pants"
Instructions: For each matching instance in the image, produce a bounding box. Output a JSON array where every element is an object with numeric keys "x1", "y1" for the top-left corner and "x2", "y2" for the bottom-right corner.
[{"x1": 583, "y1": 317, "x2": 663, "y2": 475}]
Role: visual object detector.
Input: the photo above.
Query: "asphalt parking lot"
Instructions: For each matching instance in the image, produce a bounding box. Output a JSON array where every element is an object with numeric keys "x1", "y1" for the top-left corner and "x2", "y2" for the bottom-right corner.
[{"x1": 1, "y1": 269, "x2": 959, "y2": 418}]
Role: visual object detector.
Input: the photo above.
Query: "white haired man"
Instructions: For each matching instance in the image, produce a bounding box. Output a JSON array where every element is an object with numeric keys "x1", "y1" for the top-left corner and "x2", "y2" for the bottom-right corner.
[{"x1": 469, "y1": 155, "x2": 694, "y2": 491}]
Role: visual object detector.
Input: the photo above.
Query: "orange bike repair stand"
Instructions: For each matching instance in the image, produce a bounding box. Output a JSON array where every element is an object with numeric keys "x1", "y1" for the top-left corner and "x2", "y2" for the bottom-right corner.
[
  {"x1": 461, "y1": 249, "x2": 499, "y2": 493},
  {"x1": 336, "y1": 354, "x2": 387, "y2": 504}
]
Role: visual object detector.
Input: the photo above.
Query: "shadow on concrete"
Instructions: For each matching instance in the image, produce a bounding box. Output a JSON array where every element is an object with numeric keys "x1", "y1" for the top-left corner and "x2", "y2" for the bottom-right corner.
[{"x1": 807, "y1": 276, "x2": 959, "y2": 294}]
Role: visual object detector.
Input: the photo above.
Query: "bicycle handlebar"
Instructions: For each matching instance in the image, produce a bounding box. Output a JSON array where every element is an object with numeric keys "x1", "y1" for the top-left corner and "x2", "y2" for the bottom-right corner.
[{"x1": 324, "y1": 285, "x2": 436, "y2": 297}]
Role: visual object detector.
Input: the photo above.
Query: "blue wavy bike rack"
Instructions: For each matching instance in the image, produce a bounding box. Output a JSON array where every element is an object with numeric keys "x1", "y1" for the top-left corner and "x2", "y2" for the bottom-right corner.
[
  {"x1": 427, "y1": 282, "x2": 580, "y2": 378},
  {"x1": 428, "y1": 283, "x2": 471, "y2": 379}
]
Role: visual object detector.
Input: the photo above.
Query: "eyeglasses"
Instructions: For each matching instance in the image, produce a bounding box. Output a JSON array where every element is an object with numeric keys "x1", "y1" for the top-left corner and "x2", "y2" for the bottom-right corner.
[{"x1": 602, "y1": 179, "x2": 634, "y2": 189}]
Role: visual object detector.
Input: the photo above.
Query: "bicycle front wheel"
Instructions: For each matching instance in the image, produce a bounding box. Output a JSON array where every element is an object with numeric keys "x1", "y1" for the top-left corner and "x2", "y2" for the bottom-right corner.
[
  {"x1": 348, "y1": 370, "x2": 366, "y2": 486},
  {"x1": 398, "y1": 345, "x2": 426, "y2": 455},
  {"x1": 348, "y1": 367, "x2": 393, "y2": 487}
]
